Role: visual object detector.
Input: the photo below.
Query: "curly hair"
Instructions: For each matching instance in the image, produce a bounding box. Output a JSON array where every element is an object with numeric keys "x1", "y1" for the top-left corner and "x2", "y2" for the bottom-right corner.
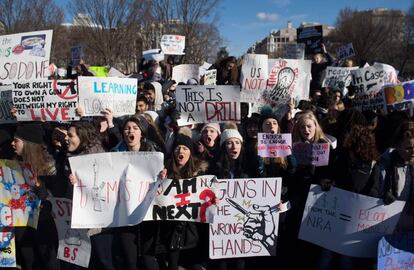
[
  {"x1": 20, "y1": 140, "x2": 55, "y2": 176},
  {"x1": 343, "y1": 125, "x2": 379, "y2": 161},
  {"x1": 69, "y1": 122, "x2": 103, "y2": 154}
]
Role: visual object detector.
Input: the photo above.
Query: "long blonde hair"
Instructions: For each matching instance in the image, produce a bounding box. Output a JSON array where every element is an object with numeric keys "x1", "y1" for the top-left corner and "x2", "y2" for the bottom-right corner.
[
  {"x1": 293, "y1": 111, "x2": 331, "y2": 144},
  {"x1": 20, "y1": 140, "x2": 55, "y2": 176}
]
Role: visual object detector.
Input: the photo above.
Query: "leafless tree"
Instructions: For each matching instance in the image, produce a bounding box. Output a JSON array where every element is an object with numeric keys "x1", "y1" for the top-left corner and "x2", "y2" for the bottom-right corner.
[
  {"x1": 328, "y1": 7, "x2": 406, "y2": 69},
  {"x1": 68, "y1": 0, "x2": 149, "y2": 67},
  {"x1": 0, "y1": 0, "x2": 63, "y2": 33},
  {"x1": 150, "y1": 0, "x2": 223, "y2": 64}
]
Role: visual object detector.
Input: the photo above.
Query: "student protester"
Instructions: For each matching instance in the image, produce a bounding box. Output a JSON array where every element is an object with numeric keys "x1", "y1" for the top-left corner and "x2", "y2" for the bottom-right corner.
[
  {"x1": 214, "y1": 56, "x2": 239, "y2": 85},
  {"x1": 196, "y1": 123, "x2": 222, "y2": 163},
  {"x1": 136, "y1": 95, "x2": 150, "y2": 115},
  {"x1": 11, "y1": 123, "x2": 59, "y2": 270},
  {"x1": 318, "y1": 125, "x2": 381, "y2": 270},
  {"x1": 310, "y1": 43, "x2": 334, "y2": 93},
  {"x1": 111, "y1": 116, "x2": 157, "y2": 270},
  {"x1": 143, "y1": 132, "x2": 208, "y2": 270},
  {"x1": 67, "y1": 123, "x2": 116, "y2": 270},
  {"x1": 286, "y1": 111, "x2": 335, "y2": 269},
  {"x1": 210, "y1": 127, "x2": 247, "y2": 270},
  {"x1": 379, "y1": 121, "x2": 414, "y2": 234}
]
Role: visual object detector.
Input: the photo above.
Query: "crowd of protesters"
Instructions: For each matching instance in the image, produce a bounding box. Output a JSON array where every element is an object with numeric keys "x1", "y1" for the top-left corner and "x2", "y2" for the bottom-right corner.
[{"x1": 1, "y1": 44, "x2": 414, "y2": 270}]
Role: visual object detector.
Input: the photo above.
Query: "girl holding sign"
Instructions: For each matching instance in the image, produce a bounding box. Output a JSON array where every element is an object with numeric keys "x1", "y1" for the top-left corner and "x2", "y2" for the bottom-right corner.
[
  {"x1": 143, "y1": 132, "x2": 209, "y2": 270},
  {"x1": 11, "y1": 123, "x2": 60, "y2": 270},
  {"x1": 67, "y1": 122, "x2": 116, "y2": 270},
  {"x1": 286, "y1": 111, "x2": 335, "y2": 268}
]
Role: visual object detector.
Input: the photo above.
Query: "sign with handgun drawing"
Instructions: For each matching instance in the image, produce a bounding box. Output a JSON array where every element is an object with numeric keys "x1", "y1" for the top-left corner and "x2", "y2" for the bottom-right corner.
[
  {"x1": 69, "y1": 152, "x2": 164, "y2": 228},
  {"x1": 209, "y1": 178, "x2": 282, "y2": 259}
]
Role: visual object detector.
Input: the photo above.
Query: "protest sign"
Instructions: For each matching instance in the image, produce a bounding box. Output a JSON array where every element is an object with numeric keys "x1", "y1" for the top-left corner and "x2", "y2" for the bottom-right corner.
[
  {"x1": 78, "y1": 76, "x2": 138, "y2": 117},
  {"x1": 142, "y1": 49, "x2": 164, "y2": 62},
  {"x1": 107, "y1": 67, "x2": 126, "y2": 78},
  {"x1": 378, "y1": 232, "x2": 414, "y2": 270},
  {"x1": 335, "y1": 43, "x2": 355, "y2": 61},
  {"x1": 175, "y1": 85, "x2": 241, "y2": 126},
  {"x1": 240, "y1": 54, "x2": 269, "y2": 102},
  {"x1": 257, "y1": 133, "x2": 292, "y2": 158},
  {"x1": 144, "y1": 175, "x2": 218, "y2": 223},
  {"x1": 210, "y1": 178, "x2": 282, "y2": 259},
  {"x1": 297, "y1": 25, "x2": 323, "y2": 54},
  {"x1": 203, "y1": 69, "x2": 217, "y2": 85},
  {"x1": 160, "y1": 35, "x2": 185, "y2": 55},
  {"x1": 50, "y1": 198, "x2": 91, "y2": 268},
  {"x1": 172, "y1": 64, "x2": 199, "y2": 84},
  {"x1": 350, "y1": 65, "x2": 392, "y2": 111},
  {"x1": 88, "y1": 66, "x2": 109, "y2": 77},
  {"x1": 299, "y1": 185, "x2": 405, "y2": 257},
  {"x1": 0, "y1": 229, "x2": 16, "y2": 267},
  {"x1": 374, "y1": 63, "x2": 399, "y2": 85},
  {"x1": 383, "y1": 80, "x2": 414, "y2": 115},
  {"x1": 282, "y1": 43, "x2": 305, "y2": 60},
  {"x1": 0, "y1": 86, "x2": 16, "y2": 124},
  {"x1": 12, "y1": 79, "x2": 79, "y2": 121},
  {"x1": 321, "y1": 66, "x2": 358, "y2": 92},
  {"x1": 0, "y1": 160, "x2": 41, "y2": 228},
  {"x1": 292, "y1": 142, "x2": 330, "y2": 167},
  {"x1": 199, "y1": 62, "x2": 212, "y2": 77},
  {"x1": 71, "y1": 46, "x2": 82, "y2": 66},
  {"x1": 0, "y1": 30, "x2": 53, "y2": 83},
  {"x1": 69, "y1": 152, "x2": 163, "y2": 228},
  {"x1": 263, "y1": 58, "x2": 311, "y2": 107}
]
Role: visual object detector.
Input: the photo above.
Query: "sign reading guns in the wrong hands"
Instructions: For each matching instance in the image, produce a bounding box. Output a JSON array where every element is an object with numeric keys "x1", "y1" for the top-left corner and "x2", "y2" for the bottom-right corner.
[{"x1": 175, "y1": 85, "x2": 241, "y2": 126}]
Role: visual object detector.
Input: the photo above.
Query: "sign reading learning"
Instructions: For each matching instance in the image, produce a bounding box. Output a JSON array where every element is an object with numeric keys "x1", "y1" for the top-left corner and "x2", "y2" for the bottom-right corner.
[{"x1": 78, "y1": 76, "x2": 138, "y2": 117}]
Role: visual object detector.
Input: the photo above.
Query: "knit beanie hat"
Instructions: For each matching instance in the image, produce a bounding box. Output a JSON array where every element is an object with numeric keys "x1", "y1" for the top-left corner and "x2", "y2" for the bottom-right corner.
[
  {"x1": 173, "y1": 134, "x2": 194, "y2": 153},
  {"x1": 123, "y1": 116, "x2": 147, "y2": 137},
  {"x1": 220, "y1": 128, "x2": 243, "y2": 146},
  {"x1": 15, "y1": 124, "x2": 44, "y2": 144},
  {"x1": 201, "y1": 123, "x2": 221, "y2": 135}
]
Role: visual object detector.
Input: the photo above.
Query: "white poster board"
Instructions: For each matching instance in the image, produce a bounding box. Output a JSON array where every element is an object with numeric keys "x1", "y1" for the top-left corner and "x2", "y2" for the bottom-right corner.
[
  {"x1": 69, "y1": 152, "x2": 164, "y2": 228},
  {"x1": 0, "y1": 30, "x2": 53, "y2": 83},
  {"x1": 50, "y1": 198, "x2": 91, "y2": 268},
  {"x1": 12, "y1": 79, "x2": 79, "y2": 121},
  {"x1": 378, "y1": 232, "x2": 414, "y2": 270},
  {"x1": 160, "y1": 35, "x2": 185, "y2": 55},
  {"x1": 204, "y1": 69, "x2": 217, "y2": 86},
  {"x1": 0, "y1": 159, "x2": 41, "y2": 228},
  {"x1": 257, "y1": 133, "x2": 292, "y2": 158},
  {"x1": 172, "y1": 64, "x2": 199, "y2": 84},
  {"x1": 210, "y1": 178, "x2": 282, "y2": 259},
  {"x1": 175, "y1": 85, "x2": 241, "y2": 126},
  {"x1": 0, "y1": 229, "x2": 16, "y2": 267},
  {"x1": 240, "y1": 54, "x2": 269, "y2": 102},
  {"x1": 299, "y1": 185, "x2": 406, "y2": 258},
  {"x1": 321, "y1": 67, "x2": 358, "y2": 92},
  {"x1": 144, "y1": 175, "x2": 218, "y2": 223},
  {"x1": 142, "y1": 49, "x2": 164, "y2": 62},
  {"x1": 263, "y1": 58, "x2": 311, "y2": 107},
  {"x1": 78, "y1": 76, "x2": 138, "y2": 117}
]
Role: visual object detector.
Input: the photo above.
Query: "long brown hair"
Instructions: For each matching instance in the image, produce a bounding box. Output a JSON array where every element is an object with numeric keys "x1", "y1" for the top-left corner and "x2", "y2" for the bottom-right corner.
[
  {"x1": 20, "y1": 140, "x2": 55, "y2": 176},
  {"x1": 344, "y1": 125, "x2": 379, "y2": 161},
  {"x1": 70, "y1": 122, "x2": 103, "y2": 154}
]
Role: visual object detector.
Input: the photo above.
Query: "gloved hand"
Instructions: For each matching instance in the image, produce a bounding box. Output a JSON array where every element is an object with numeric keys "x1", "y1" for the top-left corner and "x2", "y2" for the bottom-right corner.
[
  {"x1": 320, "y1": 178, "x2": 334, "y2": 191},
  {"x1": 383, "y1": 191, "x2": 396, "y2": 205}
]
